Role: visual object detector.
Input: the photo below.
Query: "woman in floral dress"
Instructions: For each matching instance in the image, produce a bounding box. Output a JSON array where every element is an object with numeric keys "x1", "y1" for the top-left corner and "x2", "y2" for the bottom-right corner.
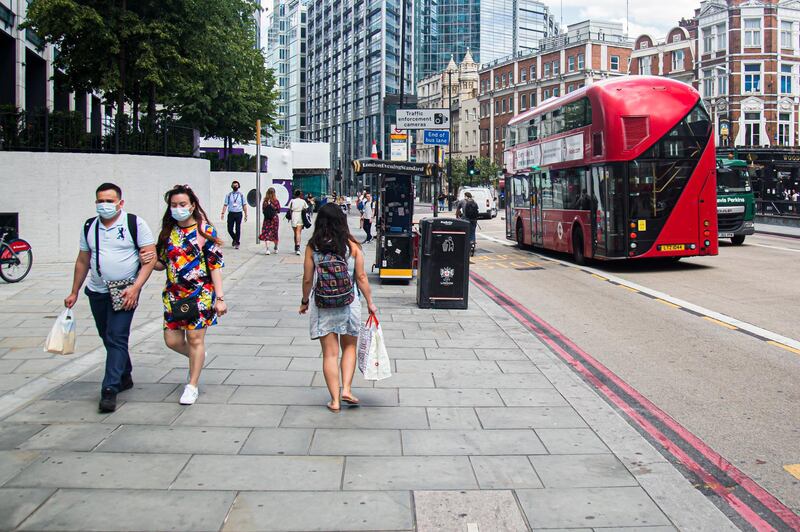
[
  {"x1": 154, "y1": 185, "x2": 226, "y2": 405},
  {"x1": 259, "y1": 187, "x2": 281, "y2": 255}
]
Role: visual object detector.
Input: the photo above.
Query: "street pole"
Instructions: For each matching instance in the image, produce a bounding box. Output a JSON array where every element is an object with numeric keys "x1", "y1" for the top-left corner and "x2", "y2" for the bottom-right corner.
[
  {"x1": 433, "y1": 146, "x2": 440, "y2": 217},
  {"x1": 255, "y1": 119, "x2": 261, "y2": 245},
  {"x1": 447, "y1": 68, "x2": 453, "y2": 210}
]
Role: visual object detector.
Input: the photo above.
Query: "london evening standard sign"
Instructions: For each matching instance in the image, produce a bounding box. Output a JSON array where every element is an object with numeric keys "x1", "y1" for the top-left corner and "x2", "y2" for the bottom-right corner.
[
  {"x1": 397, "y1": 109, "x2": 450, "y2": 130},
  {"x1": 510, "y1": 133, "x2": 584, "y2": 173}
]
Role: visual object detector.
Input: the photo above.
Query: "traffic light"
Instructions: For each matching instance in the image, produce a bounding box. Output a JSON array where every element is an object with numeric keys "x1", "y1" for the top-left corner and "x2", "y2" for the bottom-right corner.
[{"x1": 467, "y1": 158, "x2": 477, "y2": 177}]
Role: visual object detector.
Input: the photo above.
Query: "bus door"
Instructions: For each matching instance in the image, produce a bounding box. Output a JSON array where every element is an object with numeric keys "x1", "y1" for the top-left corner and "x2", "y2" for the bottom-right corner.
[
  {"x1": 591, "y1": 165, "x2": 627, "y2": 258},
  {"x1": 531, "y1": 171, "x2": 547, "y2": 246}
]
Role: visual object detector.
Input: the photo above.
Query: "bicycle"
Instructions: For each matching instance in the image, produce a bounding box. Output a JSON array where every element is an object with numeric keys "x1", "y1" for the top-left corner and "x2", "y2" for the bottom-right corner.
[{"x1": 0, "y1": 227, "x2": 33, "y2": 283}]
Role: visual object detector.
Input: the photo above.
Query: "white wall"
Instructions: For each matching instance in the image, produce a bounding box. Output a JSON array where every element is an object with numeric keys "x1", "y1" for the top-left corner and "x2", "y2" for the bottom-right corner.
[
  {"x1": 0, "y1": 152, "x2": 210, "y2": 263},
  {"x1": 290, "y1": 142, "x2": 331, "y2": 170}
]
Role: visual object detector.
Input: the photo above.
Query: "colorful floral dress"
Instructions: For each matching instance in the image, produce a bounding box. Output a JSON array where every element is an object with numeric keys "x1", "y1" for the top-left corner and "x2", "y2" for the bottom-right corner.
[
  {"x1": 259, "y1": 199, "x2": 281, "y2": 242},
  {"x1": 160, "y1": 223, "x2": 224, "y2": 330}
]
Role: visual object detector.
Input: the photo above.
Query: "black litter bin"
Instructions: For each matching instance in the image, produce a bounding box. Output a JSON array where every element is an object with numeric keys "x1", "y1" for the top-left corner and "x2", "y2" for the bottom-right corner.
[{"x1": 417, "y1": 217, "x2": 471, "y2": 309}]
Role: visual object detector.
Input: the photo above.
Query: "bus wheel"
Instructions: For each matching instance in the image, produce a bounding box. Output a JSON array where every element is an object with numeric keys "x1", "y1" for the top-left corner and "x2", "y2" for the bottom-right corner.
[
  {"x1": 572, "y1": 228, "x2": 585, "y2": 265},
  {"x1": 731, "y1": 235, "x2": 745, "y2": 245},
  {"x1": 516, "y1": 221, "x2": 525, "y2": 248}
]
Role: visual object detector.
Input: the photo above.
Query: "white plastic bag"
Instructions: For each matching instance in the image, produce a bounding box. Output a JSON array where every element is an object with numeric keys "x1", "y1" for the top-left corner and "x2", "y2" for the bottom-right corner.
[
  {"x1": 44, "y1": 309, "x2": 76, "y2": 355},
  {"x1": 357, "y1": 314, "x2": 391, "y2": 381}
]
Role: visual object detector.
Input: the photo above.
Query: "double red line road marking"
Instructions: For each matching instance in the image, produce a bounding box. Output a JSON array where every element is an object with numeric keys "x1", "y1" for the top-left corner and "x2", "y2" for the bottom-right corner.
[{"x1": 470, "y1": 271, "x2": 800, "y2": 532}]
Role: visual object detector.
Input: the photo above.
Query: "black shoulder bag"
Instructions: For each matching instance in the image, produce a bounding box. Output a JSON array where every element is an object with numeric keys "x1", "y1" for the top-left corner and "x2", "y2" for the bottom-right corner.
[{"x1": 169, "y1": 232, "x2": 209, "y2": 322}]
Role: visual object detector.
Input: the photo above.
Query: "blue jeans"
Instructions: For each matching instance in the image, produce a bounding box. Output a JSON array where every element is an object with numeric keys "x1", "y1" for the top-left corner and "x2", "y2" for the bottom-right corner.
[
  {"x1": 86, "y1": 288, "x2": 135, "y2": 392},
  {"x1": 469, "y1": 221, "x2": 477, "y2": 243}
]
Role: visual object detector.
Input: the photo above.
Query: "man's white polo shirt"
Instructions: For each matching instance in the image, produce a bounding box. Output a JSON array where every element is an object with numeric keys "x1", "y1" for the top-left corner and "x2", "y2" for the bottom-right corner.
[{"x1": 79, "y1": 211, "x2": 155, "y2": 293}]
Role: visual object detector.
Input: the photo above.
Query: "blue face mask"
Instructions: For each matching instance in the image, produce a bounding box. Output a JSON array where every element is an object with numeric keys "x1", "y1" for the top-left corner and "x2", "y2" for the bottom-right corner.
[
  {"x1": 96, "y1": 202, "x2": 119, "y2": 220},
  {"x1": 171, "y1": 207, "x2": 192, "y2": 222}
]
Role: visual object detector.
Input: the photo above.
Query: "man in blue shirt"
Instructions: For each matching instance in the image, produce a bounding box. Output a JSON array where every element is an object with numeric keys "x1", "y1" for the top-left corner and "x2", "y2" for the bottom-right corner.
[
  {"x1": 221, "y1": 181, "x2": 248, "y2": 249},
  {"x1": 65, "y1": 183, "x2": 157, "y2": 413}
]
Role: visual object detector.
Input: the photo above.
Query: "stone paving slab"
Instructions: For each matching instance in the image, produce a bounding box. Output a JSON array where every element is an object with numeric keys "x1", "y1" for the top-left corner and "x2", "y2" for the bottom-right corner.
[
  {"x1": 97, "y1": 425, "x2": 250, "y2": 454},
  {"x1": 222, "y1": 491, "x2": 413, "y2": 532},
  {"x1": 19, "y1": 423, "x2": 117, "y2": 451},
  {"x1": 16, "y1": 489, "x2": 236, "y2": 531},
  {"x1": 401, "y1": 429, "x2": 547, "y2": 455},
  {"x1": 414, "y1": 490, "x2": 529, "y2": 531},
  {"x1": 343, "y1": 456, "x2": 478, "y2": 491},
  {"x1": 0, "y1": 487, "x2": 56, "y2": 531}
]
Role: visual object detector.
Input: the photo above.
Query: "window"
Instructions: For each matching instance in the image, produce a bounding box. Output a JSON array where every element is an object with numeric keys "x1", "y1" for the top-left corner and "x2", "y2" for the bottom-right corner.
[
  {"x1": 639, "y1": 56, "x2": 652, "y2": 75},
  {"x1": 779, "y1": 113, "x2": 792, "y2": 146},
  {"x1": 553, "y1": 87, "x2": 560, "y2": 97},
  {"x1": 781, "y1": 64, "x2": 793, "y2": 94},
  {"x1": 553, "y1": 61, "x2": 560, "y2": 75},
  {"x1": 481, "y1": 80, "x2": 486, "y2": 93},
  {"x1": 744, "y1": 18, "x2": 761, "y2": 47},
  {"x1": 744, "y1": 112, "x2": 760, "y2": 145},
  {"x1": 716, "y1": 23, "x2": 727, "y2": 50},
  {"x1": 501, "y1": 74, "x2": 507, "y2": 87},
  {"x1": 502, "y1": 98, "x2": 507, "y2": 113},
  {"x1": 610, "y1": 55, "x2": 620, "y2": 71},
  {"x1": 543, "y1": 88, "x2": 551, "y2": 99},
  {"x1": 495, "y1": 100, "x2": 500, "y2": 113},
  {"x1": 563, "y1": 98, "x2": 592, "y2": 130},
  {"x1": 717, "y1": 72, "x2": 727, "y2": 95},
  {"x1": 567, "y1": 84, "x2": 575, "y2": 93},
  {"x1": 703, "y1": 27, "x2": 713, "y2": 53},
  {"x1": 672, "y1": 34, "x2": 681, "y2": 43},
  {"x1": 509, "y1": 94, "x2": 514, "y2": 112},
  {"x1": 568, "y1": 56, "x2": 575, "y2": 72},
  {"x1": 521, "y1": 93, "x2": 528, "y2": 110},
  {"x1": 577, "y1": 54, "x2": 584, "y2": 69},
  {"x1": 703, "y1": 69, "x2": 713, "y2": 97},
  {"x1": 530, "y1": 65, "x2": 535, "y2": 79},
  {"x1": 781, "y1": 21, "x2": 793, "y2": 49},
  {"x1": 509, "y1": 72, "x2": 514, "y2": 84},
  {"x1": 494, "y1": 127, "x2": 500, "y2": 142},
  {"x1": 521, "y1": 68, "x2": 527, "y2": 82},
  {"x1": 494, "y1": 75, "x2": 499, "y2": 88},
  {"x1": 544, "y1": 63, "x2": 551, "y2": 77},
  {"x1": 671, "y1": 50, "x2": 684, "y2": 71},
  {"x1": 744, "y1": 64, "x2": 761, "y2": 93}
]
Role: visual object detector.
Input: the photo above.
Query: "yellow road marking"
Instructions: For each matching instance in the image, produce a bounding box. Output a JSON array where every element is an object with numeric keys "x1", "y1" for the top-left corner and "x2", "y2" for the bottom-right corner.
[
  {"x1": 655, "y1": 298, "x2": 680, "y2": 309},
  {"x1": 784, "y1": 464, "x2": 800, "y2": 480},
  {"x1": 702, "y1": 316, "x2": 737, "y2": 330},
  {"x1": 767, "y1": 341, "x2": 800, "y2": 356},
  {"x1": 591, "y1": 273, "x2": 608, "y2": 281},
  {"x1": 619, "y1": 285, "x2": 639, "y2": 293}
]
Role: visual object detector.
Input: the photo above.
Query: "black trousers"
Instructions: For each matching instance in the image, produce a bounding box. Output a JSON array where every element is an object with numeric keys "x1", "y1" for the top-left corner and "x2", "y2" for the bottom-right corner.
[
  {"x1": 363, "y1": 219, "x2": 372, "y2": 242},
  {"x1": 227, "y1": 211, "x2": 243, "y2": 245}
]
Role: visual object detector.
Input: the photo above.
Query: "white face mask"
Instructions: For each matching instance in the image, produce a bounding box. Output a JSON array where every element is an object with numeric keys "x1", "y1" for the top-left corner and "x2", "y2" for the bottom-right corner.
[
  {"x1": 171, "y1": 207, "x2": 192, "y2": 222},
  {"x1": 96, "y1": 202, "x2": 119, "y2": 219}
]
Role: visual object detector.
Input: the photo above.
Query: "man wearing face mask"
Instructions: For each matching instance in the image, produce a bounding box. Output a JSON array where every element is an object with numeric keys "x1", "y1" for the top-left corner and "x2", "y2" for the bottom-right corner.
[
  {"x1": 64, "y1": 183, "x2": 157, "y2": 413},
  {"x1": 221, "y1": 181, "x2": 247, "y2": 249}
]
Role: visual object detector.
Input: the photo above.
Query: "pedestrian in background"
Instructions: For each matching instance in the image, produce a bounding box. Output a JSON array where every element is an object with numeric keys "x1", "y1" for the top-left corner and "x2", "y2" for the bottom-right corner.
[
  {"x1": 361, "y1": 192, "x2": 375, "y2": 244},
  {"x1": 288, "y1": 189, "x2": 309, "y2": 255},
  {"x1": 299, "y1": 204, "x2": 378, "y2": 412},
  {"x1": 155, "y1": 185, "x2": 227, "y2": 406},
  {"x1": 260, "y1": 187, "x2": 281, "y2": 255},
  {"x1": 65, "y1": 183, "x2": 157, "y2": 412},
  {"x1": 221, "y1": 181, "x2": 247, "y2": 249}
]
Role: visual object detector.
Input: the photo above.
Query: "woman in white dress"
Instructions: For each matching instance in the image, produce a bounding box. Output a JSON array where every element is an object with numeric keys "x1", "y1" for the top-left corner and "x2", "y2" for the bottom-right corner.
[{"x1": 288, "y1": 189, "x2": 309, "y2": 255}]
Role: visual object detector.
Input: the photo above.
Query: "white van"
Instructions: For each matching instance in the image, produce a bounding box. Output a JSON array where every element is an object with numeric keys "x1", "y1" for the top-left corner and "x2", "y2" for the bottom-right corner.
[{"x1": 458, "y1": 187, "x2": 495, "y2": 219}]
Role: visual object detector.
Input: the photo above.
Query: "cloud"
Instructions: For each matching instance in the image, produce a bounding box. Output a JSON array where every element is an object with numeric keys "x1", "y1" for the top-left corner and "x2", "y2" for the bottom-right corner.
[{"x1": 558, "y1": 0, "x2": 698, "y2": 37}]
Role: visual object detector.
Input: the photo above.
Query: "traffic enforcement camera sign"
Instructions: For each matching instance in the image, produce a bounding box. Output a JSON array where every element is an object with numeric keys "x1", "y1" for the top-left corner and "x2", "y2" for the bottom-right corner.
[{"x1": 397, "y1": 109, "x2": 450, "y2": 130}]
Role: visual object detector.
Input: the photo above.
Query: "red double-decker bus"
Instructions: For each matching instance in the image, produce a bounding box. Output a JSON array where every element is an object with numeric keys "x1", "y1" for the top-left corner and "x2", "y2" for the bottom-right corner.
[{"x1": 504, "y1": 76, "x2": 718, "y2": 262}]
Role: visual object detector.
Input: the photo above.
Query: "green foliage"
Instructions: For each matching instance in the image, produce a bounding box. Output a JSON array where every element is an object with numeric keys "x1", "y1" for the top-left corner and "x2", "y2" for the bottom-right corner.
[
  {"x1": 23, "y1": 0, "x2": 278, "y2": 143},
  {"x1": 448, "y1": 156, "x2": 502, "y2": 189}
]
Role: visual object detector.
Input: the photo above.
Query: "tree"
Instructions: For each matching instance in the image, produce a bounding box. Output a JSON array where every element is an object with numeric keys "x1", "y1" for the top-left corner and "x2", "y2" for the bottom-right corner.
[
  {"x1": 23, "y1": 0, "x2": 279, "y2": 146},
  {"x1": 448, "y1": 156, "x2": 501, "y2": 189}
]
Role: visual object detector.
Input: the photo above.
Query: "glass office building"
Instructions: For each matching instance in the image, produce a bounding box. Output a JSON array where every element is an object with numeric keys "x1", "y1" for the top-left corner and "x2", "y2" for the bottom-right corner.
[
  {"x1": 306, "y1": 0, "x2": 414, "y2": 190},
  {"x1": 264, "y1": 0, "x2": 308, "y2": 147},
  {"x1": 414, "y1": 0, "x2": 557, "y2": 79}
]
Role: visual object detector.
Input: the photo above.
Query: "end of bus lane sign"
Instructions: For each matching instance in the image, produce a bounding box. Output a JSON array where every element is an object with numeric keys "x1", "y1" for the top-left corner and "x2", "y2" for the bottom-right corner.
[
  {"x1": 397, "y1": 109, "x2": 450, "y2": 130},
  {"x1": 424, "y1": 130, "x2": 450, "y2": 146}
]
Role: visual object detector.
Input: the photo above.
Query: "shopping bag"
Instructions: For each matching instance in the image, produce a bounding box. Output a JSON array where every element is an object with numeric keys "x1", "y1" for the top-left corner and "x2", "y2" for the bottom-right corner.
[
  {"x1": 357, "y1": 314, "x2": 391, "y2": 381},
  {"x1": 44, "y1": 309, "x2": 76, "y2": 355}
]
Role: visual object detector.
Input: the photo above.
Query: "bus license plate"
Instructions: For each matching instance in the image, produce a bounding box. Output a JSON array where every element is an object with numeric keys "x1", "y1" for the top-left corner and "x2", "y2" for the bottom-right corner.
[
  {"x1": 658, "y1": 244, "x2": 685, "y2": 251},
  {"x1": 718, "y1": 232, "x2": 734, "y2": 238}
]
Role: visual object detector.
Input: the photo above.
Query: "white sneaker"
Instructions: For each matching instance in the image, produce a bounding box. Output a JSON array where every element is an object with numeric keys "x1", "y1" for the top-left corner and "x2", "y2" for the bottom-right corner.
[
  {"x1": 179, "y1": 384, "x2": 199, "y2": 405},
  {"x1": 265, "y1": 249, "x2": 271, "y2": 255},
  {"x1": 273, "y1": 248, "x2": 278, "y2": 254},
  {"x1": 295, "y1": 249, "x2": 301, "y2": 255}
]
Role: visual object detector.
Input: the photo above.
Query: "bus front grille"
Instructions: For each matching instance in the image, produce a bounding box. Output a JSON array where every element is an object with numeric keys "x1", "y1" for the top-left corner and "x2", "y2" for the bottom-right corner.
[{"x1": 718, "y1": 212, "x2": 744, "y2": 232}]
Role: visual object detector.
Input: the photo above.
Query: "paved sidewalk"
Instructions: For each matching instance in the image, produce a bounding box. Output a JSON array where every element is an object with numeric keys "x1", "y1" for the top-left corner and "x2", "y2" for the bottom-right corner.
[{"x1": 0, "y1": 217, "x2": 738, "y2": 531}]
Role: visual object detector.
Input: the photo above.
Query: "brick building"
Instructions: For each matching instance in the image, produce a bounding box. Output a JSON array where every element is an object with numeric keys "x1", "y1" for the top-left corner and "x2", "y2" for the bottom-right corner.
[
  {"x1": 629, "y1": 20, "x2": 699, "y2": 87},
  {"x1": 478, "y1": 21, "x2": 633, "y2": 165}
]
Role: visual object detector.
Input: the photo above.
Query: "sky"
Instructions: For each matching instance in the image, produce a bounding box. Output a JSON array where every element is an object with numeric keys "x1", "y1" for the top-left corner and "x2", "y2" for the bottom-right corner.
[{"x1": 557, "y1": 0, "x2": 699, "y2": 38}]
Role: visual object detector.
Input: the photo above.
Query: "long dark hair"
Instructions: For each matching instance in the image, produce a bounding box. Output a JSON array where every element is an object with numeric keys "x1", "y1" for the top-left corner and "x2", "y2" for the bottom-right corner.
[
  {"x1": 157, "y1": 185, "x2": 222, "y2": 254},
  {"x1": 308, "y1": 203, "x2": 359, "y2": 257}
]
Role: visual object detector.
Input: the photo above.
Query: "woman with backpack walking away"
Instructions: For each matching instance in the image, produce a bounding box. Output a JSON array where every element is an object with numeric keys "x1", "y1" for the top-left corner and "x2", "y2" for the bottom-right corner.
[
  {"x1": 299, "y1": 203, "x2": 379, "y2": 413},
  {"x1": 259, "y1": 187, "x2": 281, "y2": 255}
]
